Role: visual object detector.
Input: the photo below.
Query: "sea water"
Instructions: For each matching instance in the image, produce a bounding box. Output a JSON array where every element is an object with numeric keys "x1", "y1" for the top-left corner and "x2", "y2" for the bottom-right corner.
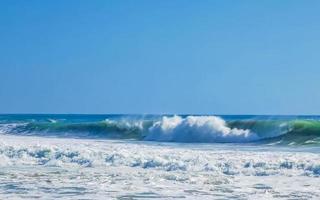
[{"x1": 0, "y1": 114, "x2": 319, "y2": 199}]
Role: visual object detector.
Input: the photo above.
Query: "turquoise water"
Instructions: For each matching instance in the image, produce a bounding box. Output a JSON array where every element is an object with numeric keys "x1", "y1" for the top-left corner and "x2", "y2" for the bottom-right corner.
[
  {"x1": 1, "y1": 114, "x2": 320, "y2": 145},
  {"x1": 0, "y1": 114, "x2": 320, "y2": 199}
]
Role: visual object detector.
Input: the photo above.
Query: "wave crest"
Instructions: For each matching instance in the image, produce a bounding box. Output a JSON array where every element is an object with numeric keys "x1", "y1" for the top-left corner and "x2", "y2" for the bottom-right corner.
[
  {"x1": 1, "y1": 115, "x2": 320, "y2": 145},
  {"x1": 146, "y1": 116, "x2": 258, "y2": 143}
]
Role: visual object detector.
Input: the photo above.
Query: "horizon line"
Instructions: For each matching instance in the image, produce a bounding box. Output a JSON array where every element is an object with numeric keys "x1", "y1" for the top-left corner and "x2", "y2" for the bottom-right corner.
[{"x1": 0, "y1": 113, "x2": 319, "y2": 116}]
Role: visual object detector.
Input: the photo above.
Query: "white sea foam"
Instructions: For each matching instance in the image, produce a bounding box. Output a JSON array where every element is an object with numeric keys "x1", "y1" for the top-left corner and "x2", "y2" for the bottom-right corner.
[
  {"x1": 0, "y1": 123, "x2": 26, "y2": 134},
  {"x1": 146, "y1": 115, "x2": 258, "y2": 142},
  {"x1": 0, "y1": 135, "x2": 319, "y2": 199}
]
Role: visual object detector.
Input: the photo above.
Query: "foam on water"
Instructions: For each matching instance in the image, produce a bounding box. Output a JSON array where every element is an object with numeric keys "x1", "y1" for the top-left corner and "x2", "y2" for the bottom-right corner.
[
  {"x1": 1, "y1": 115, "x2": 320, "y2": 198},
  {"x1": 0, "y1": 135, "x2": 319, "y2": 199},
  {"x1": 0, "y1": 135, "x2": 319, "y2": 176}
]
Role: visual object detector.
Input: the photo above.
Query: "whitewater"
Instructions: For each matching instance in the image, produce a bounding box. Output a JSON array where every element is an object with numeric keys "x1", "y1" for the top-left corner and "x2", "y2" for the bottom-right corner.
[{"x1": 0, "y1": 114, "x2": 320, "y2": 199}]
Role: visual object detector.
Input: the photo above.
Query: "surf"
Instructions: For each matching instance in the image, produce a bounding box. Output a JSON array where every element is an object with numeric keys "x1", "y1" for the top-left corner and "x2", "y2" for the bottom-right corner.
[{"x1": 1, "y1": 114, "x2": 320, "y2": 145}]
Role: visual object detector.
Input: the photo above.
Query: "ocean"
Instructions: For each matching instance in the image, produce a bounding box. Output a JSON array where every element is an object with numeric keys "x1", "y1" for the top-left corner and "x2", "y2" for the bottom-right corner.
[{"x1": 0, "y1": 114, "x2": 319, "y2": 199}]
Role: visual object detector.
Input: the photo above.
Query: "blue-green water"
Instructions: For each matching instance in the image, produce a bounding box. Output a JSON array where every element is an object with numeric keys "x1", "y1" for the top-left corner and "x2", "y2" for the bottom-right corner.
[
  {"x1": 1, "y1": 114, "x2": 320, "y2": 145},
  {"x1": 0, "y1": 114, "x2": 320, "y2": 199}
]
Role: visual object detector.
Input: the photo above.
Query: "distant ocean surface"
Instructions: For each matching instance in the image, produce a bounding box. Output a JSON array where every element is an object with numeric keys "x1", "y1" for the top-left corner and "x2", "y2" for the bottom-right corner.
[{"x1": 0, "y1": 114, "x2": 319, "y2": 199}]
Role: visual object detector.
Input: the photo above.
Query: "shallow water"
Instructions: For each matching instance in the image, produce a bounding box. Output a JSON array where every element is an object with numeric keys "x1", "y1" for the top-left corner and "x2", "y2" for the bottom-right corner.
[{"x1": 0, "y1": 135, "x2": 319, "y2": 199}]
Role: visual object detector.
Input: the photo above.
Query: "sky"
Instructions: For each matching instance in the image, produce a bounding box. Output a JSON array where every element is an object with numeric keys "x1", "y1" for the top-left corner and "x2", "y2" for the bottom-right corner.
[{"x1": 0, "y1": 0, "x2": 320, "y2": 115}]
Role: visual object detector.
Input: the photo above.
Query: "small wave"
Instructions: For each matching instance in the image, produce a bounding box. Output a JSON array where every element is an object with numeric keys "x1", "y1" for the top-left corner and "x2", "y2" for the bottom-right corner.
[{"x1": 47, "y1": 119, "x2": 58, "y2": 123}]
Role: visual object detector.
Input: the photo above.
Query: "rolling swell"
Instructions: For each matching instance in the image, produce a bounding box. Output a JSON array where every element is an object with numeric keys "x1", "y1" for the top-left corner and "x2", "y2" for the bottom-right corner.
[
  {"x1": 1, "y1": 115, "x2": 320, "y2": 145},
  {"x1": 228, "y1": 120, "x2": 320, "y2": 145},
  {"x1": 0, "y1": 120, "x2": 150, "y2": 139}
]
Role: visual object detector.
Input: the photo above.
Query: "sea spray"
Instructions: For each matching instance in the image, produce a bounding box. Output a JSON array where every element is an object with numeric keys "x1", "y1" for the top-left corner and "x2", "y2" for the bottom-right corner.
[{"x1": 1, "y1": 114, "x2": 320, "y2": 145}]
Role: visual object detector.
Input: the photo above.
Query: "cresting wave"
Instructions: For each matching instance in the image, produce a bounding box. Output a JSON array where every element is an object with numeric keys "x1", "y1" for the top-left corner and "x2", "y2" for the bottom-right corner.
[
  {"x1": 1, "y1": 115, "x2": 320, "y2": 145},
  {"x1": 1, "y1": 115, "x2": 320, "y2": 200},
  {"x1": 145, "y1": 116, "x2": 257, "y2": 142}
]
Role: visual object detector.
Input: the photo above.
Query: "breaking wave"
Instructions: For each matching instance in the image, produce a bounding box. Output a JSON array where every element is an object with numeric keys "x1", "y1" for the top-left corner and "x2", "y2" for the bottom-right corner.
[
  {"x1": 1, "y1": 115, "x2": 320, "y2": 145},
  {"x1": 145, "y1": 116, "x2": 257, "y2": 142}
]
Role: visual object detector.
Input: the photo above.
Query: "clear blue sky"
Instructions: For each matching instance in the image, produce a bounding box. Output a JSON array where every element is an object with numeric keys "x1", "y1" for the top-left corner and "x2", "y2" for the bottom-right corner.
[{"x1": 1, "y1": 0, "x2": 320, "y2": 115}]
